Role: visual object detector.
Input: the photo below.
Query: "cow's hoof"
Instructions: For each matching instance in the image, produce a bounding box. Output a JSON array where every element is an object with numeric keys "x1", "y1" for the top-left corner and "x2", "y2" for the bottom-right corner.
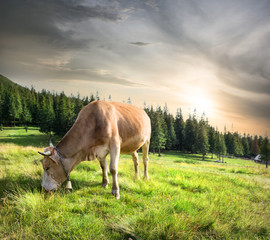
[
  {"x1": 112, "y1": 189, "x2": 120, "y2": 200},
  {"x1": 115, "y1": 193, "x2": 120, "y2": 200},
  {"x1": 135, "y1": 173, "x2": 140, "y2": 180},
  {"x1": 102, "y1": 182, "x2": 109, "y2": 188},
  {"x1": 143, "y1": 175, "x2": 149, "y2": 181}
]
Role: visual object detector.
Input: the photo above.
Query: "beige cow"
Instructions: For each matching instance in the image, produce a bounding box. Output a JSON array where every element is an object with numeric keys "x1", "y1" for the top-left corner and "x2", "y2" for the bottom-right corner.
[{"x1": 39, "y1": 101, "x2": 151, "y2": 199}]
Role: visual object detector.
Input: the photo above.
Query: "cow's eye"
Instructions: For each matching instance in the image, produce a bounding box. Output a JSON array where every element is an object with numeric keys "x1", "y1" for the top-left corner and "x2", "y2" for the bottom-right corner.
[{"x1": 45, "y1": 167, "x2": 50, "y2": 171}]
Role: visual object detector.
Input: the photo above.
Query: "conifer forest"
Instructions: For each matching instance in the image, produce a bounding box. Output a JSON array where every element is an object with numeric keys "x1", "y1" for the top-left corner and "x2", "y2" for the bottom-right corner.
[{"x1": 0, "y1": 74, "x2": 269, "y2": 166}]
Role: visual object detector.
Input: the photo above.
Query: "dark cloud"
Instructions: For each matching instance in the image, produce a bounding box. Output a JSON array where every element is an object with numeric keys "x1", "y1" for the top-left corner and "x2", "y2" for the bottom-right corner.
[
  {"x1": 0, "y1": 0, "x2": 122, "y2": 26},
  {"x1": 0, "y1": 0, "x2": 125, "y2": 81},
  {"x1": 129, "y1": 42, "x2": 151, "y2": 47},
  {"x1": 0, "y1": 0, "x2": 122, "y2": 50}
]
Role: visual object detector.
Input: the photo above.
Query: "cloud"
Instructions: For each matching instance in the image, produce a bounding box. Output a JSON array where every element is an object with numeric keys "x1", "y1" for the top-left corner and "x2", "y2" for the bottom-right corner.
[
  {"x1": 210, "y1": 22, "x2": 270, "y2": 95},
  {"x1": 0, "y1": 0, "x2": 128, "y2": 85},
  {"x1": 0, "y1": 0, "x2": 122, "y2": 51},
  {"x1": 50, "y1": 68, "x2": 147, "y2": 87},
  {"x1": 212, "y1": 89, "x2": 270, "y2": 135},
  {"x1": 217, "y1": 90, "x2": 270, "y2": 122},
  {"x1": 132, "y1": 0, "x2": 270, "y2": 96},
  {"x1": 129, "y1": 42, "x2": 151, "y2": 46}
]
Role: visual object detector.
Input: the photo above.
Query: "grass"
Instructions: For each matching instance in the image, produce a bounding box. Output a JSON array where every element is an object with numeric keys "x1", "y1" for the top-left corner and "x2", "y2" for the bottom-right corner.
[
  {"x1": 0, "y1": 127, "x2": 53, "y2": 147},
  {"x1": 0, "y1": 127, "x2": 269, "y2": 239}
]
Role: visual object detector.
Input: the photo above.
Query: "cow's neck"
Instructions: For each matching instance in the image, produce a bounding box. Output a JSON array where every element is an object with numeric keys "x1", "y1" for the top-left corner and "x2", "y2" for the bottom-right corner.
[
  {"x1": 56, "y1": 125, "x2": 95, "y2": 173},
  {"x1": 56, "y1": 138, "x2": 80, "y2": 172},
  {"x1": 57, "y1": 133, "x2": 79, "y2": 158}
]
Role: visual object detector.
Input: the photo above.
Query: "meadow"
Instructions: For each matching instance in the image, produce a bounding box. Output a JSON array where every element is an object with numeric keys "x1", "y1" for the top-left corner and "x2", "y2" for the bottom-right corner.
[{"x1": 0, "y1": 127, "x2": 269, "y2": 239}]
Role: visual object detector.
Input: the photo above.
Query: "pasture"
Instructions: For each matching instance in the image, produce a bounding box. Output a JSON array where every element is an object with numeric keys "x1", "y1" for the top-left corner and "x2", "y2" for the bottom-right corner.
[{"x1": 0, "y1": 127, "x2": 269, "y2": 239}]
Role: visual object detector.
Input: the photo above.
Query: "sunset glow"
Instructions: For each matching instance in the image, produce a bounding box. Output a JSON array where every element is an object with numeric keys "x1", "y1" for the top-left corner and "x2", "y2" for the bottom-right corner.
[{"x1": 186, "y1": 89, "x2": 215, "y2": 117}]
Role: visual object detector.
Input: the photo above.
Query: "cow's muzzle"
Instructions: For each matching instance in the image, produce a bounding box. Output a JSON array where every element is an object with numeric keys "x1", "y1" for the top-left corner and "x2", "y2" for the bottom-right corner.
[{"x1": 42, "y1": 171, "x2": 59, "y2": 192}]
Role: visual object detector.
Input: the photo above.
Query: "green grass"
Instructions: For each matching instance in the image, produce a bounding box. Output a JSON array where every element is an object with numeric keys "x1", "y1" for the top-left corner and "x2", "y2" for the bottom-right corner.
[
  {"x1": 0, "y1": 128, "x2": 269, "y2": 239},
  {"x1": 0, "y1": 127, "x2": 53, "y2": 147}
]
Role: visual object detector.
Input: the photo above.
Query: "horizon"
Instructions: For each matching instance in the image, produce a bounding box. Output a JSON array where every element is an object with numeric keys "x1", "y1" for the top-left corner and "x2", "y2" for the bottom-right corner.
[{"x1": 0, "y1": 0, "x2": 269, "y2": 136}]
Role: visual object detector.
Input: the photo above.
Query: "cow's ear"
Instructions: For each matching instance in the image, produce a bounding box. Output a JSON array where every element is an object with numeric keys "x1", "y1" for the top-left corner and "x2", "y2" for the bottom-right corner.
[{"x1": 49, "y1": 151, "x2": 60, "y2": 164}]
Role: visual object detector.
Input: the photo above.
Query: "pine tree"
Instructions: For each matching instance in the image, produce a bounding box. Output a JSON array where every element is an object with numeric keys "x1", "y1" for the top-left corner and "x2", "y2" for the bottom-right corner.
[
  {"x1": 232, "y1": 133, "x2": 244, "y2": 157},
  {"x1": 8, "y1": 89, "x2": 22, "y2": 126},
  {"x1": 208, "y1": 126, "x2": 216, "y2": 158},
  {"x1": 174, "y1": 108, "x2": 185, "y2": 151},
  {"x1": 184, "y1": 110, "x2": 198, "y2": 153},
  {"x1": 215, "y1": 132, "x2": 227, "y2": 161},
  {"x1": 39, "y1": 95, "x2": 55, "y2": 134},
  {"x1": 29, "y1": 87, "x2": 39, "y2": 125},
  {"x1": 184, "y1": 114, "x2": 196, "y2": 153},
  {"x1": 191, "y1": 110, "x2": 199, "y2": 153},
  {"x1": 196, "y1": 117, "x2": 209, "y2": 160},
  {"x1": 250, "y1": 135, "x2": 260, "y2": 157},
  {"x1": 166, "y1": 114, "x2": 177, "y2": 149},
  {"x1": 89, "y1": 94, "x2": 95, "y2": 102},
  {"x1": 258, "y1": 136, "x2": 264, "y2": 149},
  {"x1": 0, "y1": 82, "x2": 4, "y2": 125},
  {"x1": 247, "y1": 134, "x2": 252, "y2": 152},
  {"x1": 260, "y1": 137, "x2": 270, "y2": 168},
  {"x1": 163, "y1": 105, "x2": 176, "y2": 150},
  {"x1": 242, "y1": 134, "x2": 250, "y2": 157},
  {"x1": 150, "y1": 109, "x2": 167, "y2": 156},
  {"x1": 221, "y1": 134, "x2": 227, "y2": 162},
  {"x1": 21, "y1": 99, "x2": 32, "y2": 129},
  {"x1": 83, "y1": 96, "x2": 89, "y2": 106},
  {"x1": 1, "y1": 87, "x2": 10, "y2": 125},
  {"x1": 224, "y1": 131, "x2": 234, "y2": 156},
  {"x1": 53, "y1": 93, "x2": 69, "y2": 135}
]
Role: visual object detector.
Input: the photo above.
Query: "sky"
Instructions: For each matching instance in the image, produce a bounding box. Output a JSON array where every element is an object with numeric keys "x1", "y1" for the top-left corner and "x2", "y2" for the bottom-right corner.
[{"x1": 0, "y1": 0, "x2": 270, "y2": 136}]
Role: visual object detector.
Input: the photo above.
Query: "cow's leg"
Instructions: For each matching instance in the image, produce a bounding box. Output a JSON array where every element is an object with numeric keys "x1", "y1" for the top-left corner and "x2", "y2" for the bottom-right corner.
[
  {"x1": 99, "y1": 158, "x2": 109, "y2": 188},
  {"x1": 110, "y1": 140, "x2": 120, "y2": 199},
  {"x1": 142, "y1": 140, "x2": 150, "y2": 180},
  {"x1": 131, "y1": 151, "x2": 140, "y2": 179}
]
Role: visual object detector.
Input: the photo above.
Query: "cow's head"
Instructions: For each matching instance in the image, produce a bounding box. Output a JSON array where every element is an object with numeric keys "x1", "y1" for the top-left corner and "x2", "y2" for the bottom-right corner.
[{"x1": 38, "y1": 141, "x2": 67, "y2": 192}]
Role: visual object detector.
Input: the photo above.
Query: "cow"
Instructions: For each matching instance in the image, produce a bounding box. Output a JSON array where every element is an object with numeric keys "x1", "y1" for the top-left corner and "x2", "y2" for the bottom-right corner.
[{"x1": 38, "y1": 101, "x2": 151, "y2": 199}]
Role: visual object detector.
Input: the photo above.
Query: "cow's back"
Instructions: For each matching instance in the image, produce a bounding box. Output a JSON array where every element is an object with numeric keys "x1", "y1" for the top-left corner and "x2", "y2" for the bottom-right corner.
[
  {"x1": 110, "y1": 102, "x2": 151, "y2": 153},
  {"x1": 78, "y1": 101, "x2": 151, "y2": 153}
]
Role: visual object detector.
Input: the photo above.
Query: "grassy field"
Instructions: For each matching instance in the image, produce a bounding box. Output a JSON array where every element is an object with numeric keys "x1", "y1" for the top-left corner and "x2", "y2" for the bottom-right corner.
[{"x1": 0, "y1": 127, "x2": 269, "y2": 239}]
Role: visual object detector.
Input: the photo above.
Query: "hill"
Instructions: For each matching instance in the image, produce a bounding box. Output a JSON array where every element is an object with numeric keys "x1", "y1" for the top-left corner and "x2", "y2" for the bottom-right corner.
[
  {"x1": 0, "y1": 74, "x2": 16, "y2": 86},
  {"x1": 0, "y1": 74, "x2": 30, "y2": 93}
]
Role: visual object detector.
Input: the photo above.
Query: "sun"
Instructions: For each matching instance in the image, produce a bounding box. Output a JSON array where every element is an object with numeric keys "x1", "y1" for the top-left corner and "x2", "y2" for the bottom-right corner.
[{"x1": 186, "y1": 88, "x2": 214, "y2": 117}]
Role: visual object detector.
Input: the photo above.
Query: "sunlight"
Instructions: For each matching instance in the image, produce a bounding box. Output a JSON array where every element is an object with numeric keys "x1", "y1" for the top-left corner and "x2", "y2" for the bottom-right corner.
[{"x1": 186, "y1": 88, "x2": 215, "y2": 117}]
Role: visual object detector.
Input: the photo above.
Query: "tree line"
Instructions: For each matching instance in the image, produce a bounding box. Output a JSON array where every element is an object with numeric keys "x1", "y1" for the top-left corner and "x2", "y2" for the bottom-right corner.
[
  {"x1": 145, "y1": 105, "x2": 270, "y2": 167},
  {"x1": 145, "y1": 105, "x2": 265, "y2": 155},
  {"x1": 0, "y1": 74, "x2": 94, "y2": 135},
  {"x1": 0, "y1": 74, "x2": 269, "y2": 167}
]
